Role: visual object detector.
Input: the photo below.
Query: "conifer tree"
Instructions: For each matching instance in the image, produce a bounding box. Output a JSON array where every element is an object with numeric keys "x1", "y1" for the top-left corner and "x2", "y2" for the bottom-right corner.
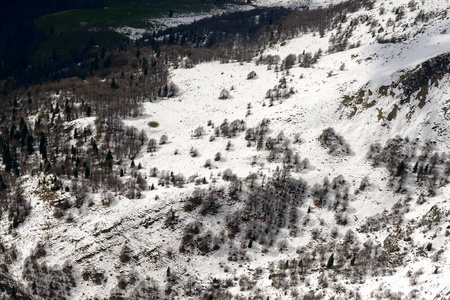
[
  {"x1": 326, "y1": 253, "x2": 334, "y2": 269},
  {"x1": 39, "y1": 132, "x2": 47, "y2": 159},
  {"x1": 2, "y1": 143, "x2": 13, "y2": 172},
  {"x1": 25, "y1": 135, "x2": 34, "y2": 154},
  {"x1": 396, "y1": 161, "x2": 405, "y2": 176}
]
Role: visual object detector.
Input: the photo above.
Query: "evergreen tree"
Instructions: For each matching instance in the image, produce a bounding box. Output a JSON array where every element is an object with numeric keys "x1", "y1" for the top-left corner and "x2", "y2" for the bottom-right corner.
[
  {"x1": 25, "y1": 134, "x2": 34, "y2": 154},
  {"x1": 395, "y1": 161, "x2": 405, "y2": 176},
  {"x1": 2, "y1": 143, "x2": 13, "y2": 172},
  {"x1": 106, "y1": 150, "x2": 113, "y2": 169},
  {"x1": 0, "y1": 174, "x2": 6, "y2": 190},
  {"x1": 39, "y1": 132, "x2": 47, "y2": 159},
  {"x1": 326, "y1": 253, "x2": 334, "y2": 269},
  {"x1": 106, "y1": 150, "x2": 113, "y2": 161},
  {"x1": 91, "y1": 138, "x2": 98, "y2": 154},
  {"x1": 19, "y1": 117, "x2": 28, "y2": 144}
]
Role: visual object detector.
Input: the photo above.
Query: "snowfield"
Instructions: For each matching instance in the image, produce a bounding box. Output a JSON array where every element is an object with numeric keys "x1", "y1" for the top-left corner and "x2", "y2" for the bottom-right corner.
[{"x1": 2, "y1": 0, "x2": 450, "y2": 299}]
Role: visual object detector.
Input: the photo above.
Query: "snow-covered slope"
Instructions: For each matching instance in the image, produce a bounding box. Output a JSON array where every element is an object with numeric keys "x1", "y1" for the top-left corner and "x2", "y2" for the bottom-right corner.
[{"x1": 1, "y1": 0, "x2": 450, "y2": 299}]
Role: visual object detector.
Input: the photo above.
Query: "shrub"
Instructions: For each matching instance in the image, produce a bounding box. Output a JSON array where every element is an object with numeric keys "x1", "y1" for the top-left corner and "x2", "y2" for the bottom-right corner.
[{"x1": 318, "y1": 127, "x2": 351, "y2": 156}]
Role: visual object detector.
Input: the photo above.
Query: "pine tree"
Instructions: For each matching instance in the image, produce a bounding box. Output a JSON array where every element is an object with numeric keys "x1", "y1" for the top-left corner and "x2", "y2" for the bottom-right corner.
[
  {"x1": 19, "y1": 117, "x2": 28, "y2": 143},
  {"x1": 12, "y1": 215, "x2": 19, "y2": 228},
  {"x1": 86, "y1": 106, "x2": 92, "y2": 117},
  {"x1": 91, "y1": 138, "x2": 98, "y2": 154},
  {"x1": 25, "y1": 135, "x2": 34, "y2": 154},
  {"x1": 412, "y1": 161, "x2": 418, "y2": 173},
  {"x1": 39, "y1": 132, "x2": 47, "y2": 159},
  {"x1": 396, "y1": 161, "x2": 405, "y2": 176},
  {"x1": 0, "y1": 174, "x2": 6, "y2": 190},
  {"x1": 2, "y1": 143, "x2": 13, "y2": 172},
  {"x1": 326, "y1": 253, "x2": 334, "y2": 269},
  {"x1": 106, "y1": 150, "x2": 113, "y2": 161},
  {"x1": 106, "y1": 150, "x2": 113, "y2": 169}
]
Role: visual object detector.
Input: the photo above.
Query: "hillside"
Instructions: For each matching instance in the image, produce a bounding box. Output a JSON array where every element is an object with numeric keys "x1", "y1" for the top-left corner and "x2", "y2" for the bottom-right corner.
[{"x1": 0, "y1": 0, "x2": 450, "y2": 299}]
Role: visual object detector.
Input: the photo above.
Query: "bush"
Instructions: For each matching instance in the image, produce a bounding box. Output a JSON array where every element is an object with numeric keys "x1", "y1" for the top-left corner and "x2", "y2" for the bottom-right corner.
[
  {"x1": 214, "y1": 152, "x2": 221, "y2": 161},
  {"x1": 318, "y1": 127, "x2": 351, "y2": 156}
]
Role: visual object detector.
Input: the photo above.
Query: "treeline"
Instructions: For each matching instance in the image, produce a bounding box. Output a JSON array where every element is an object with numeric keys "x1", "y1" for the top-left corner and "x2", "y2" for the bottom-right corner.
[
  {"x1": 1, "y1": 0, "x2": 374, "y2": 90},
  {"x1": 144, "y1": 0, "x2": 374, "y2": 63},
  {"x1": 0, "y1": 0, "x2": 105, "y2": 84}
]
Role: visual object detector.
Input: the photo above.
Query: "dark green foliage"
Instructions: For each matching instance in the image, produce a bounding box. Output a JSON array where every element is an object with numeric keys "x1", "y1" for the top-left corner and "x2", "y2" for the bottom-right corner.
[
  {"x1": 85, "y1": 166, "x2": 90, "y2": 179},
  {"x1": 426, "y1": 242, "x2": 432, "y2": 251},
  {"x1": 106, "y1": 150, "x2": 113, "y2": 161},
  {"x1": 25, "y1": 135, "x2": 34, "y2": 154},
  {"x1": 86, "y1": 106, "x2": 92, "y2": 117},
  {"x1": 396, "y1": 161, "x2": 405, "y2": 176},
  {"x1": 111, "y1": 78, "x2": 118, "y2": 89},
  {"x1": 2, "y1": 142, "x2": 13, "y2": 172},
  {"x1": 39, "y1": 132, "x2": 47, "y2": 159},
  {"x1": 0, "y1": 174, "x2": 7, "y2": 190},
  {"x1": 326, "y1": 253, "x2": 334, "y2": 269},
  {"x1": 12, "y1": 215, "x2": 20, "y2": 228},
  {"x1": 248, "y1": 240, "x2": 253, "y2": 248},
  {"x1": 412, "y1": 161, "x2": 418, "y2": 173}
]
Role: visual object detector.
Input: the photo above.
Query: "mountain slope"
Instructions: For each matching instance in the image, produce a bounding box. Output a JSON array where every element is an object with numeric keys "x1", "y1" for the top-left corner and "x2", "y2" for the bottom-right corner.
[{"x1": 1, "y1": 0, "x2": 450, "y2": 299}]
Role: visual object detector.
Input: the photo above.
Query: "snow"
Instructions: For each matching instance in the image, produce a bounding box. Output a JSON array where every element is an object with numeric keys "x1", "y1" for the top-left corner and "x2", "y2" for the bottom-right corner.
[{"x1": 2, "y1": 0, "x2": 450, "y2": 298}]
